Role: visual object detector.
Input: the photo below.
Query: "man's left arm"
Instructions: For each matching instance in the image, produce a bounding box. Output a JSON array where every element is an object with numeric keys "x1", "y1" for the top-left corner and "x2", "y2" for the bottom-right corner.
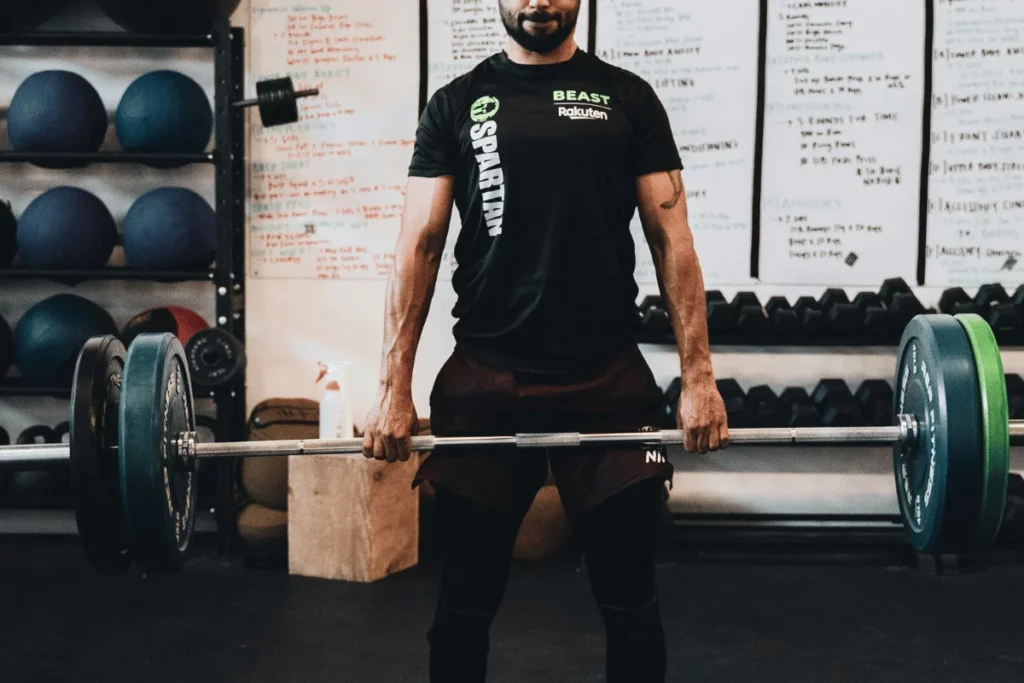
[{"x1": 636, "y1": 169, "x2": 729, "y2": 454}]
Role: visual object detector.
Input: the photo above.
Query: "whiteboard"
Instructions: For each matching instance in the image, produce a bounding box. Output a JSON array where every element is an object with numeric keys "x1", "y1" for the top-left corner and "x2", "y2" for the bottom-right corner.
[
  {"x1": 595, "y1": 0, "x2": 761, "y2": 286},
  {"x1": 758, "y1": 0, "x2": 926, "y2": 285},
  {"x1": 925, "y1": 0, "x2": 1024, "y2": 287},
  {"x1": 246, "y1": 1, "x2": 420, "y2": 281}
]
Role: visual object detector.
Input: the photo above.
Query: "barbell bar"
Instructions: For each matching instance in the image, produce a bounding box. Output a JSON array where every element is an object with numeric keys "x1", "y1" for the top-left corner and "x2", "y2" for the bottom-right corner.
[
  {"x1": 6, "y1": 415, "x2": 1023, "y2": 465},
  {"x1": 0, "y1": 312, "x2": 1018, "y2": 575}
]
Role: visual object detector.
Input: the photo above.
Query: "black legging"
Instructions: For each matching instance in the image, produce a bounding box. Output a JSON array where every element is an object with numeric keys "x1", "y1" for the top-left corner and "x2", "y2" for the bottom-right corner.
[{"x1": 428, "y1": 477, "x2": 667, "y2": 683}]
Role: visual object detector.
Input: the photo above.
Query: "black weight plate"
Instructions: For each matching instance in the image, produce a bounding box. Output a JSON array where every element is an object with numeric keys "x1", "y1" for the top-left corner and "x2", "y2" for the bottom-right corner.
[
  {"x1": 70, "y1": 336, "x2": 133, "y2": 574},
  {"x1": 185, "y1": 329, "x2": 245, "y2": 388},
  {"x1": 893, "y1": 315, "x2": 982, "y2": 554},
  {"x1": 256, "y1": 77, "x2": 299, "y2": 127},
  {"x1": 120, "y1": 333, "x2": 198, "y2": 573}
]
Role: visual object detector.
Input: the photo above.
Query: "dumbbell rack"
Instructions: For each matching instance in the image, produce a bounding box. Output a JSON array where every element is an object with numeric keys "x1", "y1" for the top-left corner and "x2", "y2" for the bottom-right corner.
[{"x1": 0, "y1": 22, "x2": 247, "y2": 549}]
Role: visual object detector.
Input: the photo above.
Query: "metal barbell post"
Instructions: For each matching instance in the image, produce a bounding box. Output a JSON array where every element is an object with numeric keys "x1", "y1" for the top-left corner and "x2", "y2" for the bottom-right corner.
[
  {"x1": 0, "y1": 443, "x2": 70, "y2": 464},
  {"x1": 232, "y1": 87, "x2": 320, "y2": 110},
  {"x1": 3, "y1": 419, "x2": 1024, "y2": 467}
]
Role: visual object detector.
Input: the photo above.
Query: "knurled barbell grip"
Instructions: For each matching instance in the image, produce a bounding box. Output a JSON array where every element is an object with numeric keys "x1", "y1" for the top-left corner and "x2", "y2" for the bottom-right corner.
[{"x1": 516, "y1": 433, "x2": 582, "y2": 448}]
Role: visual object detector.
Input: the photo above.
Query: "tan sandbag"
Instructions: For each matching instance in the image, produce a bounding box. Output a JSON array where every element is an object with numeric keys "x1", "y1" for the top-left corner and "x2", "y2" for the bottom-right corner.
[
  {"x1": 514, "y1": 484, "x2": 572, "y2": 560},
  {"x1": 241, "y1": 458, "x2": 289, "y2": 511},
  {"x1": 237, "y1": 502, "x2": 288, "y2": 554},
  {"x1": 241, "y1": 398, "x2": 319, "y2": 511}
]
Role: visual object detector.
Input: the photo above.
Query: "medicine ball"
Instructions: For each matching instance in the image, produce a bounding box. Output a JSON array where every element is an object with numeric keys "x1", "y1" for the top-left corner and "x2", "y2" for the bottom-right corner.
[
  {"x1": 0, "y1": 200, "x2": 16, "y2": 266},
  {"x1": 122, "y1": 188, "x2": 216, "y2": 270},
  {"x1": 0, "y1": 312, "x2": 13, "y2": 379},
  {"x1": 96, "y1": 0, "x2": 242, "y2": 34},
  {"x1": 121, "y1": 306, "x2": 208, "y2": 348},
  {"x1": 7, "y1": 71, "x2": 107, "y2": 156},
  {"x1": 17, "y1": 187, "x2": 117, "y2": 269},
  {"x1": 15, "y1": 294, "x2": 118, "y2": 387},
  {"x1": 0, "y1": 1, "x2": 67, "y2": 31},
  {"x1": 116, "y1": 71, "x2": 213, "y2": 155}
]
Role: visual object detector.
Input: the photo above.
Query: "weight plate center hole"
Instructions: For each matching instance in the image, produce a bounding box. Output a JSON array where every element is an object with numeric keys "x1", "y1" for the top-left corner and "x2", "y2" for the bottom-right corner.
[{"x1": 904, "y1": 380, "x2": 929, "y2": 490}]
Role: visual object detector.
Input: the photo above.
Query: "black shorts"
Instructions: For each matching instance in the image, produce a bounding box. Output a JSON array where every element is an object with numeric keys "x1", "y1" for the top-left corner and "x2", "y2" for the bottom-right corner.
[{"x1": 415, "y1": 344, "x2": 673, "y2": 517}]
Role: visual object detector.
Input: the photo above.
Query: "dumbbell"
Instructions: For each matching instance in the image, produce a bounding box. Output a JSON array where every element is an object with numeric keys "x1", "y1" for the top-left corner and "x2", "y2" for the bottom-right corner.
[
  {"x1": 939, "y1": 287, "x2": 982, "y2": 316},
  {"x1": 855, "y1": 379, "x2": 894, "y2": 427},
  {"x1": 234, "y1": 77, "x2": 320, "y2": 127},
  {"x1": 811, "y1": 379, "x2": 866, "y2": 427},
  {"x1": 851, "y1": 292, "x2": 891, "y2": 343},
  {"x1": 638, "y1": 295, "x2": 672, "y2": 341},
  {"x1": 780, "y1": 387, "x2": 822, "y2": 427},
  {"x1": 730, "y1": 292, "x2": 770, "y2": 341},
  {"x1": 765, "y1": 296, "x2": 799, "y2": 341},
  {"x1": 745, "y1": 385, "x2": 784, "y2": 427},
  {"x1": 1014, "y1": 284, "x2": 1024, "y2": 315},
  {"x1": 819, "y1": 288, "x2": 861, "y2": 338},
  {"x1": 973, "y1": 284, "x2": 1024, "y2": 345},
  {"x1": 1007, "y1": 374, "x2": 1024, "y2": 420},
  {"x1": 717, "y1": 379, "x2": 754, "y2": 428},
  {"x1": 793, "y1": 296, "x2": 826, "y2": 339},
  {"x1": 879, "y1": 278, "x2": 925, "y2": 342},
  {"x1": 706, "y1": 291, "x2": 736, "y2": 340}
]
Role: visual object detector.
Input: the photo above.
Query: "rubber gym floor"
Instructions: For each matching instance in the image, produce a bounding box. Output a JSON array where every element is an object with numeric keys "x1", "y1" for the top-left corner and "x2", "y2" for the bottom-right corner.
[{"x1": 2, "y1": 533, "x2": 1024, "y2": 683}]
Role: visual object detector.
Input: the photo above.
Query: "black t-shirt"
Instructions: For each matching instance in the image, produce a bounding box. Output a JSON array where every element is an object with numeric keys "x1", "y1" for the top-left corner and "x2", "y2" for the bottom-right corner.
[{"x1": 409, "y1": 48, "x2": 682, "y2": 374}]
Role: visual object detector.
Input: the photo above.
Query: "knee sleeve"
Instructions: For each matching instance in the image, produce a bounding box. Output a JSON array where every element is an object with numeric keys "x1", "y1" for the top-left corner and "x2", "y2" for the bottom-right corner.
[{"x1": 599, "y1": 599, "x2": 667, "y2": 683}]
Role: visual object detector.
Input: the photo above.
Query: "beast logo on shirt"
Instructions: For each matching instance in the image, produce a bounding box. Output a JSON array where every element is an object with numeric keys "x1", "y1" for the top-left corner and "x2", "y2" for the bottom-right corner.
[
  {"x1": 553, "y1": 89, "x2": 611, "y2": 122},
  {"x1": 469, "y1": 96, "x2": 505, "y2": 237}
]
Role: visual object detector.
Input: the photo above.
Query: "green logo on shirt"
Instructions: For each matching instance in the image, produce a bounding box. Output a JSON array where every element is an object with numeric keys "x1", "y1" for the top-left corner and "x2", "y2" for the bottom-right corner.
[{"x1": 470, "y1": 95, "x2": 500, "y2": 123}]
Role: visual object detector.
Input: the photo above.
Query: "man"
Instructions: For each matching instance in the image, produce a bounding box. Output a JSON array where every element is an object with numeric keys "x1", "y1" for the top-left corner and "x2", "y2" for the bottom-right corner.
[{"x1": 363, "y1": 0, "x2": 729, "y2": 680}]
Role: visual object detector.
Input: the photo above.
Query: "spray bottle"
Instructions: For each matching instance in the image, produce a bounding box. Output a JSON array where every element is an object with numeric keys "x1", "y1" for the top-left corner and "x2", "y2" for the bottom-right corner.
[{"x1": 316, "y1": 361, "x2": 353, "y2": 442}]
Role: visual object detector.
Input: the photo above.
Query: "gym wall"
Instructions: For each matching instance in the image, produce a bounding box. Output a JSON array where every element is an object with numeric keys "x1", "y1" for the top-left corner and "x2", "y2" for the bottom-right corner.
[
  {"x1": 240, "y1": 0, "x2": 1024, "y2": 518},
  {"x1": 2, "y1": 1, "x2": 1022, "y2": 520}
]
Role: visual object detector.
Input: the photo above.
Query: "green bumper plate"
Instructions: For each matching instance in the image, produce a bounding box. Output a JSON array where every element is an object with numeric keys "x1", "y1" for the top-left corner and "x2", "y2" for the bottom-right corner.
[
  {"x1": 70, "y1": 336, "x2": 133, "y2": 574},
  {"x1": 893, "y1": 315, "x2": 982, "y2": 554},
  {"x1": 956, "y1": 313, "x2": 1010, "y2": 552},
  {"x1": 119, "y1": 333, "x2": 198, "y2": 573}
]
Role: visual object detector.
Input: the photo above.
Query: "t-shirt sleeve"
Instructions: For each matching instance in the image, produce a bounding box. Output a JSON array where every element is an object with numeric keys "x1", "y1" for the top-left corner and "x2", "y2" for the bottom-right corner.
[
  {"x1": 408, "y1": 89, "x2": 459, "y2": 177},
  {"x1": 629, "y1": 80, "x2": 683, "y2": 177}
]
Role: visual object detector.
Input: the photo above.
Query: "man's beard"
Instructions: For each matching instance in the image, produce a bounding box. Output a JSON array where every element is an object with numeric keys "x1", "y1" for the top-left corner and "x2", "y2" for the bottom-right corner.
[{"x1": 499, "y1": 4, "x2": 579, "y2": 54}]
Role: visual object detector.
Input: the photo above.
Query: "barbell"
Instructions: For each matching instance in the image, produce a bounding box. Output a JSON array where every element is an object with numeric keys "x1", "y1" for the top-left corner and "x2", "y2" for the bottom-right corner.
[
  {"x1": 237, "y1": 76, "x2": 320, "y2": 127},
  {"x1": 0, "y1": 313, "x2": 1021, "y2": 575}
]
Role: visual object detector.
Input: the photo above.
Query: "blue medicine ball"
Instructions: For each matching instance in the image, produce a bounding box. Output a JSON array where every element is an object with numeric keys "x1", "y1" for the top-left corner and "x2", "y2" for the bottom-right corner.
[
  {"x1": 15, "y1": 294, "x2": 118, "y2": 388},
  {"x1": 116, "y1": 71, "x2": 213, "y2": 154},
  {"x1": 17, "y1": 187, "x2": 117, "y2": 269},
  {"x1": 122, "y1": 188, "x2": 216, "y2": 270},
  {"x1": 7, "y1": 71, "x2": 107, "y2": 154}
]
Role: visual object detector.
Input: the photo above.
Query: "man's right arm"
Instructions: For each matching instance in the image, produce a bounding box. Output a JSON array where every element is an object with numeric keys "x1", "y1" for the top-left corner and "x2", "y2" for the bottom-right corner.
[{"x1": 363, "y1": 175, "x2": 455, "y2": 462}]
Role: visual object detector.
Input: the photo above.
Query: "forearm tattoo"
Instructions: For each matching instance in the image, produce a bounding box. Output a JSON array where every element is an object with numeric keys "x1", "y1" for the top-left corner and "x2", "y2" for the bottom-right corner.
[{"x1": 660, "y1": 170, "x2": 683, "y2": 209}]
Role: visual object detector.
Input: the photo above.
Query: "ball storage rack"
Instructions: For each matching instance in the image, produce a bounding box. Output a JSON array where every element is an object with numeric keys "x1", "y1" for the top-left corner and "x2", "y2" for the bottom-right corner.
[{"x1": 0, "y1": 21, "x2": 247, "y2": 550}]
